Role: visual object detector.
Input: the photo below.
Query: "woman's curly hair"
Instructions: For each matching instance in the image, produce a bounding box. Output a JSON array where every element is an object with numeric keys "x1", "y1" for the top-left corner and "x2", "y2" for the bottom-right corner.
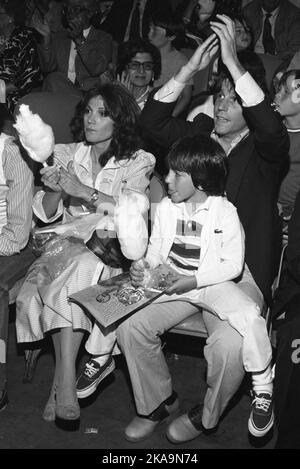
[{"x1": 71, "y1": 82, "x2": 144, "y2": 167}]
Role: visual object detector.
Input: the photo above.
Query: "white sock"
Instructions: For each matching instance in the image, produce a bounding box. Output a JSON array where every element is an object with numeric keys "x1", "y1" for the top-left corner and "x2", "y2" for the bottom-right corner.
[
  {"x1": 252, "y1": 366, "x2": 273, "y2": 395},
  {"x1": 91, "y1": 355, "x2": 110, "y2": 367}
]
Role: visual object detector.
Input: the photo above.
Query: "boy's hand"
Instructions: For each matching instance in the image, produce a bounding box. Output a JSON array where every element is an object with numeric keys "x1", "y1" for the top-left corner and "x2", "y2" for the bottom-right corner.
[
  {"x1": 130, "y1": 259, "x2": 149, "y2": 287},
  {"x1": 166, "y1": 275, "x2": 197, "y2": 295}
]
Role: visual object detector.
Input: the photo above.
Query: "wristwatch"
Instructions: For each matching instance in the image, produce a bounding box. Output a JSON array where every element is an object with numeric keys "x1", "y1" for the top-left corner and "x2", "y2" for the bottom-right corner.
[{"x1": 90, "y1": 189, "x2": 99, "y2": 203}]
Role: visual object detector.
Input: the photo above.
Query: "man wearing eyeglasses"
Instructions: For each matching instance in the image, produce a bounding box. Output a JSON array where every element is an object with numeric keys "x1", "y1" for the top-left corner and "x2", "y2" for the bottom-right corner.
[{"x1": 32, "y1": 0, "x2": 114, "y2": 95}]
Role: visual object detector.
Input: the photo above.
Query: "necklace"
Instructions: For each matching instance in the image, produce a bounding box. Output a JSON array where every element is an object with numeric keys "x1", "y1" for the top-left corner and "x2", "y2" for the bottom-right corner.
[{"x1": 136, "y1": 85, "x2": 150, "y2": 103}]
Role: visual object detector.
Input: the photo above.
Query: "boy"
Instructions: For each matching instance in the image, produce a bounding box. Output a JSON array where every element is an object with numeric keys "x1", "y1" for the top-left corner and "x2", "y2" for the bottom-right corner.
[
  {"x1": 148, "y1": 10, "x2": 193, "y2": 117},
  {"x1": 274, "y1": 69, "x2": 300, "y2": 221},
  {"x1": 117, "y1": 134, "x2": 274, "y2": 443}
]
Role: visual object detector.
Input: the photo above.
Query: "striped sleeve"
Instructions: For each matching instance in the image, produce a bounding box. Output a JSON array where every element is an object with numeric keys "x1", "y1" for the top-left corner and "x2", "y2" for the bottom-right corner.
[
  {"x1": 32, "y1": 143, "x2": 76, "y2": 222},
  {"x1": 0, "y1": 140, "x2": 34, "y2": 255}
]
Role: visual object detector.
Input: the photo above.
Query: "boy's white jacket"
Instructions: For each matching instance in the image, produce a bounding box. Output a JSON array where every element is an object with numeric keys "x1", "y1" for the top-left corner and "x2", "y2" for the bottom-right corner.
[{"x1": 145, "y1": 196, "x2": 245, "y2": 294}]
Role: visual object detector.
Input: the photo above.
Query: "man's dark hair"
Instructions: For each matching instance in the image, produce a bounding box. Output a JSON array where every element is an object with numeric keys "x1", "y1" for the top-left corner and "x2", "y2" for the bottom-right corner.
[
  {"x1": 213, "y1": 50, "x2": 268, "y2": 101},
  {"x1": 117, "y1": 39, "x2": 161, "y2": 80},
  {"x1": 167, "y1": 135, "x2": 228, "y2": 196},
  {"x1": 71, "y1": 82, "x2": 143, "y2": 166}
]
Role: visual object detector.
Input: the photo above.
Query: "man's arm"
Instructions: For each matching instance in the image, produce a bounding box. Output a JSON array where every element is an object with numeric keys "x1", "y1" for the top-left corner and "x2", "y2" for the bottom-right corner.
[
  {"x1": 210, "y1": 14, "x2": 289, "y2": 164},
  {"x1": 0, "y1": 141, "x2": 33, "y2": 255},
  {"x1": 140, "y1": 34, "x2": 218, "y2": 147},
  {"x1": 287, "y1": 190, "x2": 300, "y2": 284}
]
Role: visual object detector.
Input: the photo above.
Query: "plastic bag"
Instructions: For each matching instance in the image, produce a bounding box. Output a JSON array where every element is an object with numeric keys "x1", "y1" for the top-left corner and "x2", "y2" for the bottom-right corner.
[
  {"x1": 135, "y1": 260, "x2": 178, "y2": 291},
  {"x1": 30, "y1": 231, "x2": 58, "y2": 256},
  {"x1": 35, "y1": 236, "x2": 88, "y2": 287}
]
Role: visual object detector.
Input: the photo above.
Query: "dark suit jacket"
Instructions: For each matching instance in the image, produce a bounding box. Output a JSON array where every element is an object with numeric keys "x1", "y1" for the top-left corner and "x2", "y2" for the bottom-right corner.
[
  {"x1": 38, "y1": 26, "x2": 113, "y2": 90},
  {"x1": 140, "y1": 94, "x2": 289, "y2": 303},
  {"x1": 243, "y1": 0, "x2": 300, "y2": 61},
  {"x1": 100, "y1": 0, "x2": 172, "y2": 43},
  {"x1": 273, "y1": 190, "x2": 300, "y2": 317}
]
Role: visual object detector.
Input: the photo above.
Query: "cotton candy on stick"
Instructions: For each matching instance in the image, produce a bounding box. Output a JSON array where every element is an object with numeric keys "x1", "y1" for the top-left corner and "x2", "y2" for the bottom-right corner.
[
  {"x1": 13, "y1": 104, "x2": 55, "y2": 167},
  {"x1": 114, "y1": 192, "x2": 149, "y2": 260}
]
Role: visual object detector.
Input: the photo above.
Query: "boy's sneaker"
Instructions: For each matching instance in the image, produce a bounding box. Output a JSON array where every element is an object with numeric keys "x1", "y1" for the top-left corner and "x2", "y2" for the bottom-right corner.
[
  {"x1": 76, "y1": 356, "x2": 115, "y2": 399},
  {"x1": 248, "y1": 392, "x2": 274, "y2": 437}
]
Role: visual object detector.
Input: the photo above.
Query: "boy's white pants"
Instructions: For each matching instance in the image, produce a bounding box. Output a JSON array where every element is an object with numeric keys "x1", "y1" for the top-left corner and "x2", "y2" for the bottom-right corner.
[{"x1": 85, "y1": 268, "x2": 271, "y2": 373}]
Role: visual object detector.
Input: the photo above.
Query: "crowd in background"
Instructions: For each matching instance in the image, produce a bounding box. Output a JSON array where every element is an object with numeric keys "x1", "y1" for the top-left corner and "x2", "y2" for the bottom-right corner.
[{"x1": 0, "y1": 0, "x2": 300, "y2": 449}]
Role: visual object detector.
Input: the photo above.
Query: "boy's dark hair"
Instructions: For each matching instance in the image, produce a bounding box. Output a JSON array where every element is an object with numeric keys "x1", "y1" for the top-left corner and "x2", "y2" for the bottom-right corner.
[
  {"x1": 150, "y1": 9, "x2": 186, "y2": 49},
  {"x1": 117, "y1": 39, "x2": 161, "y2": 80},
  {"x1": 167, "y1": 135, "x2": 228, "y2": 196},
  {"x1": 276, "y1": 69, "x2": 300, "y2": 92}
]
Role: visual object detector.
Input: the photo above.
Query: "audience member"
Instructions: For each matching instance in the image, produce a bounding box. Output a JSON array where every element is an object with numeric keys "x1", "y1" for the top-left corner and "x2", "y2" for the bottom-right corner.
[
  {"x1": 117, "y1": 134, "x2": 273, "y2": 443},
  {"x1": 141, "y1": 14, "x2": 288, "y2": 307},
  {"x1": 187, "y1": 22, "x2": 253, "y2": 121},
  {"x1": 31, "y1": 0, "x2": 114, "y2": 96},
  {"x1": 117, "y1": 39, "x2": 161, "y2": 110},
  {"x1": 148, "y1": 10, "x2": 193, "y2": 117},
  {"x1": 0, "y1": 0, "x2": 42, "y2": 113},
  {"x1": 100, "y1": 0, "x2": 173, "y2": 44},
  {"x1": 272, "y1": 188, "x2": 300, "y2": 448},
  {"x1": 288, "y1": 49, "x2": 300, "y2": 70},
  {"x1": 243, "y1": 0, "x2": 300, "y2": 63},
  {"x1": 178, "y1": 0, "x2": 242, "y2": 43},
  {"x1": 16, "y1": 83, "x2": 155, "y2": 429},
  {"x1": 75, "y1": 15, "x2": 288, "y2": 443},
  {"x1": 274, "y1": 69, "x2": 300, "y2": 221},
  {"x1": 96, "y1": 0, "x2": 114, "y2": 25},
  {"x1": 26, "y1": 0, "x2": 65, "y2": 34},
  {"x1": 0, "y1": 129, "x2": 35, "y2": 411}
]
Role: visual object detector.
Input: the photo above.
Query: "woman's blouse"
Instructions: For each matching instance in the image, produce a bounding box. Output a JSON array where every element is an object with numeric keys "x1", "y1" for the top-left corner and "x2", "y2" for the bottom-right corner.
[{"x1": 33, "y1": 142, "x2": 156, "y2": 223}]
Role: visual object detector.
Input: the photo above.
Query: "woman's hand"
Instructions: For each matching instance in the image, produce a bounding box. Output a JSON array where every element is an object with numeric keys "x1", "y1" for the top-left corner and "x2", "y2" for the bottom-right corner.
[
  {"x1": 58, "y1": 161, "x2": 89, "y2": 199},
  {"x1": 40, "y1": 165, "x2": 62, "y2": 192},
  {"x1": 116, "y1": 71, "x2": 133, "y2": 93},
  {"x1": 165, "y1": 274, "x2": 197, "y2": 295}
]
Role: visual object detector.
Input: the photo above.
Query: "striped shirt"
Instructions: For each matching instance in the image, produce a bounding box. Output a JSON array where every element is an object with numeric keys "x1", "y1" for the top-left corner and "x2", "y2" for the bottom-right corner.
[
  {"x1": 168, "y1": 199, "x2": 209, "y2": 275},
  {"x1": 0, "y1": 139, "x2": 33, "y2": 255}
]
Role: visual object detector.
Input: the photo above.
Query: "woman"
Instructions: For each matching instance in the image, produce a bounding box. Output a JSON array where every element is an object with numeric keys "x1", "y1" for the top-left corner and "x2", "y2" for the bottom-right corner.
[
  {"x1": 16, "y1": 82, "x2": 155, "y2": 429},
  {"x1": 0, "y1": 0, "x2": 42, "y2": 113},
  {"x1": 117, "y1": 39, "x2": 161, "y2": 111}
]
